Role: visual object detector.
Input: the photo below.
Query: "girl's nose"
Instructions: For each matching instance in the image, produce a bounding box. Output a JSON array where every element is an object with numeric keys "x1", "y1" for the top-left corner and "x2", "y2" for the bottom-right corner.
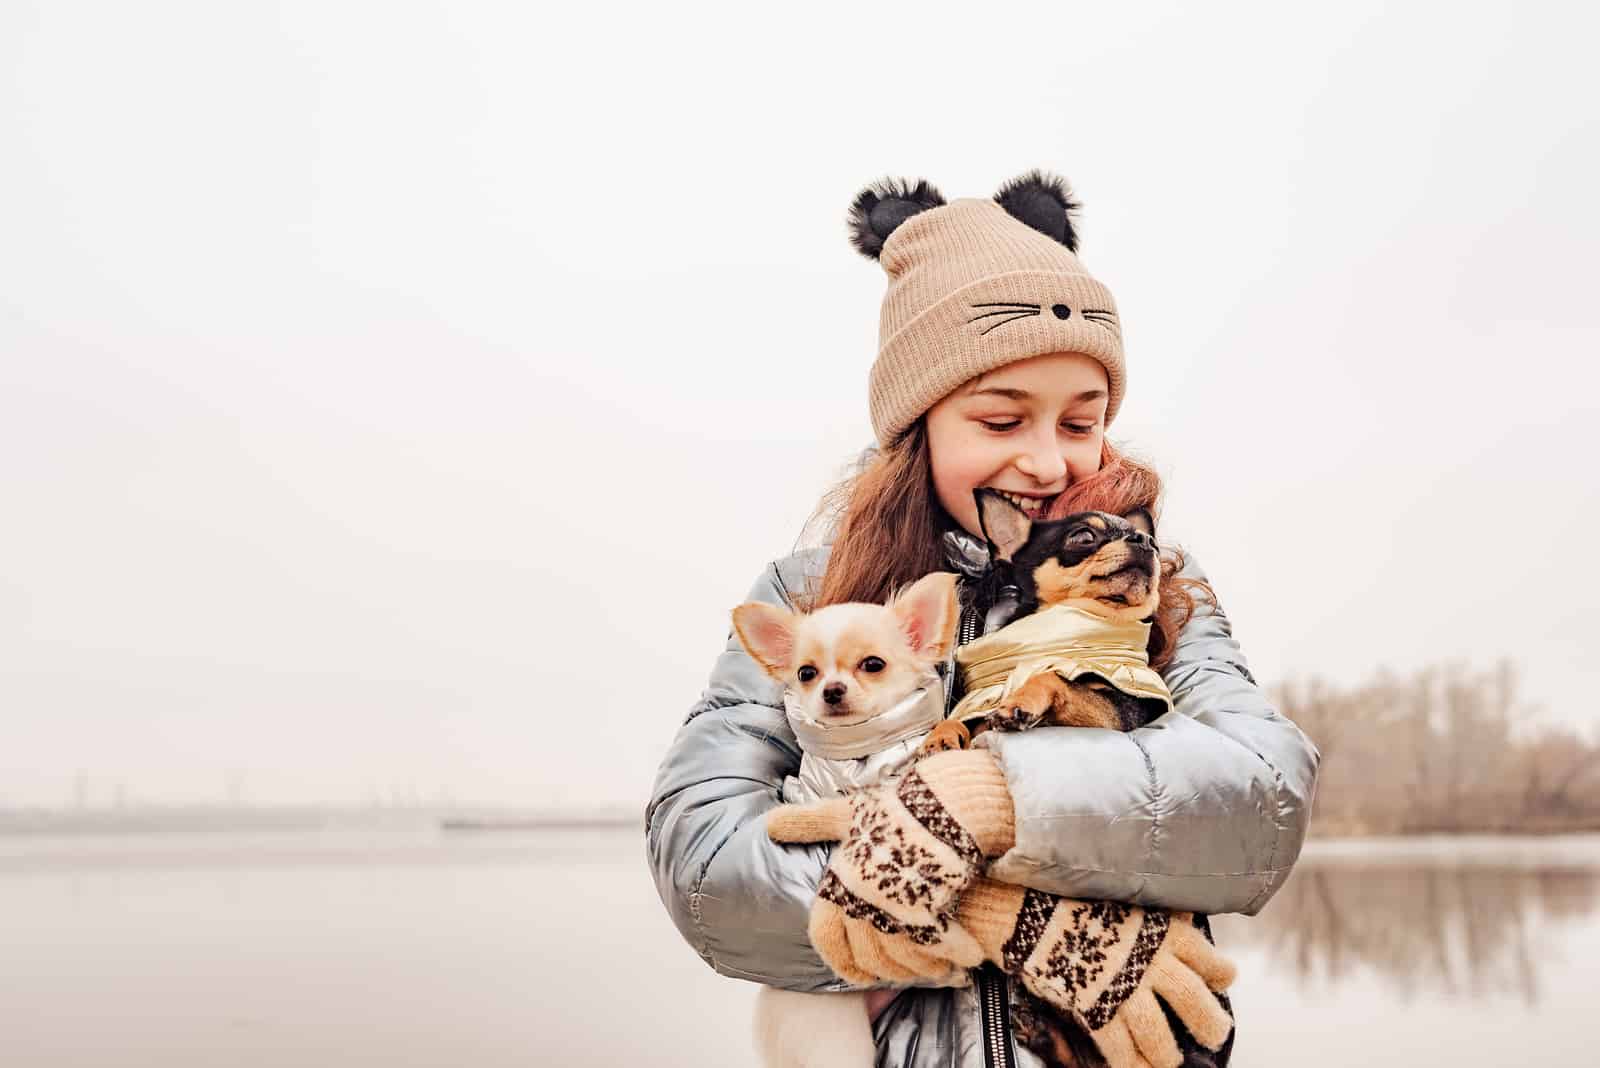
[{"x1": 1013, "y1": 431, "x2": 1067, "y2": 485}]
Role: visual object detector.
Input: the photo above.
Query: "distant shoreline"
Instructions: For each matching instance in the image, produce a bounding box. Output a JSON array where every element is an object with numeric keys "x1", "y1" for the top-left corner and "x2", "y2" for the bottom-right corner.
[
  {"x1": 4, "y1": 803, "x2": 1600, "y2": 838},
  {"x1": 0, "y1": 805, "x2": 639, "y2": 835}
]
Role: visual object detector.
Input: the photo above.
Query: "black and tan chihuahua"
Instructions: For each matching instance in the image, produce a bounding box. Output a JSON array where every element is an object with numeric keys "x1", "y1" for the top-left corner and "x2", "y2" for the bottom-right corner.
[{"x1": 920, "y1": 487, "x2": 1167, "y2": 753}]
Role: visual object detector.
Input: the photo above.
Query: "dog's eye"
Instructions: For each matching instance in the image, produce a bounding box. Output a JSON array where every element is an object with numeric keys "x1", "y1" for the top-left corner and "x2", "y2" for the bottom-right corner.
[
  {"x1": 859, "y1": 657, "x2": 886, "y2": 673},
  {"x1": 1067, "y1": 528, "x2": 1096, "y2": 547},
  {"x1": 797, "y1": 665, "x2": 818, "y2": 683}
]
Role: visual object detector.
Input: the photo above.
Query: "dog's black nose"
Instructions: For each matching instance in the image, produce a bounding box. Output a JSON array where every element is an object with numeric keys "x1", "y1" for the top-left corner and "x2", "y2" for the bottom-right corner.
[
  {"x1": 823, "y1": 683, "x2": 846, "y2": 704},
  {"x1": 1125, "y1": 530, "x2": 1153, "y2": 550}
]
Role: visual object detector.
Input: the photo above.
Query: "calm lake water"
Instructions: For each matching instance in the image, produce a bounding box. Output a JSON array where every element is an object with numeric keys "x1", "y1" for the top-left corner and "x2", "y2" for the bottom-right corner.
[{"x1": 1, "y1": 827, "x2": 1596, "y2": 1066}]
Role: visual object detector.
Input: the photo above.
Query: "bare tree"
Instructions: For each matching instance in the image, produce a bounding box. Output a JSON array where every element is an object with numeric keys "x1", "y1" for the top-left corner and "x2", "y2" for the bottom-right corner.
[{"x1": 1274, "y1": 658, "x2": 1599, "y2": 835}]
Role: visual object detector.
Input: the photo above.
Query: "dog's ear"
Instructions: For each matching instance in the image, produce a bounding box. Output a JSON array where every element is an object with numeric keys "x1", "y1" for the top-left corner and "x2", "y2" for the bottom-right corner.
[
  {"x1": 731, "y1": 602, "x2": 797, "y2": 681},
  {"x1": 993, "y1": 169, "x2": 1081, "y2": 251},
  {"x1": 1121, "y1": 506, "x2": 1156, "y2": 539},
  {"x1": 974, "y1": 488, "x2": 1032, "y2": 562},
  {"x1": 890, "y1": 571, "x2": 959, "y2": 663},
  {"x1": 848, "y1": 177, "x2": 946, "y2": 260}
]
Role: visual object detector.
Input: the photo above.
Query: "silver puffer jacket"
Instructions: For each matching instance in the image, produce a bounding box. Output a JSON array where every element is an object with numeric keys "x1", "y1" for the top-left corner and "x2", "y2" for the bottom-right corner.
[{"x1": 645, "y1": 542, "x2": 1321, "y2": 1067}]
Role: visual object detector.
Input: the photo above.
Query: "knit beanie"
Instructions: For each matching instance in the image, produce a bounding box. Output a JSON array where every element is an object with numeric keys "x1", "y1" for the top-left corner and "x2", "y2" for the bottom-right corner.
[{"x1": 851, "y1": 171, "x2": 1126, "y2": 447}]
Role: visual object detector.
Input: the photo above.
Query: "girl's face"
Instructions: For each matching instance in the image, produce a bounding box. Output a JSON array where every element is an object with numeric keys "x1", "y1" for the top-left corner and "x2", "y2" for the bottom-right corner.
[{"x1": 925, "y1": 352, "x2": 1109, "y2": 538}]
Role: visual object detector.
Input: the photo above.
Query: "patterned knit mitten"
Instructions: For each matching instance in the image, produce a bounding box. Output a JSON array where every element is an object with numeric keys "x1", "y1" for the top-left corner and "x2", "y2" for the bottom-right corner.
[
  {"x1": 766, "y1": 750, "x2": 1016, "y2": 984},
  {"x1": 957, "y1": 877, "x2": 1236, "y2": 1068}
]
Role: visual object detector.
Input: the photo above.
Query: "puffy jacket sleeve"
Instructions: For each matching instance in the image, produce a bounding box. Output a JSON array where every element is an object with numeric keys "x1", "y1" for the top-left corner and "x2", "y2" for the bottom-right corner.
[
  {"x1": 644, "y1": 555, "x2": 840, "y2": 990},
  {"x1": 982, "y1": 549, "x2": 1321, "y2": 916}
]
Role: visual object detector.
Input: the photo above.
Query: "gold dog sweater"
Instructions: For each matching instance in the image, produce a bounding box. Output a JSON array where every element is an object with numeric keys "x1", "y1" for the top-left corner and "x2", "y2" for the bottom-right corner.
[{"x1": 951, "y1": 603, "x2": 1172, "y2": 728}]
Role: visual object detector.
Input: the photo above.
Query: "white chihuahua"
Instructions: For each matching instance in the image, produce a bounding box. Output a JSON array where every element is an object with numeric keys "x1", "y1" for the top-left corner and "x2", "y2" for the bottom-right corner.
[{"x1": 732, "y1": 571, "x2": 961, "y2": 1068}]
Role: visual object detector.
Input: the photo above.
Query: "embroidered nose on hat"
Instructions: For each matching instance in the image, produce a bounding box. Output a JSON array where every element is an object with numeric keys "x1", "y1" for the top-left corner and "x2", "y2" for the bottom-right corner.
[{"x1": 850, "y1": 170, "x2": 1127, "y2": 448}]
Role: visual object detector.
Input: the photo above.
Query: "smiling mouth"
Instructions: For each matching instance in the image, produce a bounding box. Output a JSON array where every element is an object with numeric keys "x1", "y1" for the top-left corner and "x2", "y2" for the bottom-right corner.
[{"x1": 991, "y1": 489, "x2": 1059, "y2": 517}]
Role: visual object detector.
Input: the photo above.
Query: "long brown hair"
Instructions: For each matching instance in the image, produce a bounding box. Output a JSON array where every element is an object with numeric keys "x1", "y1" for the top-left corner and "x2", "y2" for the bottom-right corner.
[{"x1": 804, "y1": 422, "x2": 1215, "y2": 672}]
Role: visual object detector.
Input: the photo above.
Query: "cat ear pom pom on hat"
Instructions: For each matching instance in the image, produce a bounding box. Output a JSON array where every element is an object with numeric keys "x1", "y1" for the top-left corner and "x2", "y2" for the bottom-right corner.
[{"x1": 849, "y1": 170, "x2": 1127, "y2": 448}]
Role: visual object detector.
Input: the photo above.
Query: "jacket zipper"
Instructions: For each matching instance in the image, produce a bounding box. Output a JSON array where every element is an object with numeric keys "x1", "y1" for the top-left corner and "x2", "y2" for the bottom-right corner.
[
  {"x1": 977, "y1": 963, "x2": 1015, "y2": 1068},
  {"x1": 953, "y1": 597, "x2": 1017, "y2": 1068}
]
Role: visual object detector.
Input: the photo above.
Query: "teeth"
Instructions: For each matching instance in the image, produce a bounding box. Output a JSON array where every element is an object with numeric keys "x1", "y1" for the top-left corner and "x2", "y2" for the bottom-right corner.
[{"x1": 997, "y1": 490, "x2": 1048, "y2": 515}]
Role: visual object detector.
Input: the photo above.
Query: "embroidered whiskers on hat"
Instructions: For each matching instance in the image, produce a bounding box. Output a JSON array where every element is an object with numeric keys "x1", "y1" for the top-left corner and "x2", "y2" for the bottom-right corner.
[{"x1": 849, "y1": 171, "x2": 1126, "y2": 447}]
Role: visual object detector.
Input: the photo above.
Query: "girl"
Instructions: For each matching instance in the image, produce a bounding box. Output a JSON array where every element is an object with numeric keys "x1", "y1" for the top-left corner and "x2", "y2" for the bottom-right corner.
[{"x1": 645, "y1": 171, "x2": 1320, "y2": 1068}]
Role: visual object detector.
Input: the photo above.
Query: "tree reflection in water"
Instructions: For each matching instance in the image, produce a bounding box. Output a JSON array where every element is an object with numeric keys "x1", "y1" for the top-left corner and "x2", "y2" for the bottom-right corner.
[{"x1": 1211, "y1": 856, "x2": 1600, "y2": 1005}]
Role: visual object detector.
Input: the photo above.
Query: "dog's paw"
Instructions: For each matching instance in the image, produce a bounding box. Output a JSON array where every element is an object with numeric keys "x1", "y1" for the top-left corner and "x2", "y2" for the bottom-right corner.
[
  {"x1": 919, "y1": 720, "x2": 971, "y2": 754},
  {"x1": 987, "y1": 703, "x2": 1045, "y2": 732},
  {"x1": 989, "y1": 675, "x2": 1057, "y2": 732}
]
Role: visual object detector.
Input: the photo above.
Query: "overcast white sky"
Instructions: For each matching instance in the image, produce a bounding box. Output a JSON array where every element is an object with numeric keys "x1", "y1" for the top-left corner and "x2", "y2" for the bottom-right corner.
[{"x1": 2, "y1": 1, "x2": 1596, "y2": 808}]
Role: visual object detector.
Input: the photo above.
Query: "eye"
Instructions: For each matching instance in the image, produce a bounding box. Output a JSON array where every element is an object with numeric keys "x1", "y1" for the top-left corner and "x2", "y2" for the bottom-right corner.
[
  {"x1": 980, "y1": 419, "x2": 1021, "y2": 433},
  {"x1": 796, "y1": 665, "x2": 818, "y2": 683},
  {"x1": 1061, "y1": 422, "x2": 1095, "y2": 435},
  {"x1": 1067, "y1": 528, "x2": 1096, "y2": 547},
  {"x1": 859, "y1": 657, "x2": 886, "y2": 673}
]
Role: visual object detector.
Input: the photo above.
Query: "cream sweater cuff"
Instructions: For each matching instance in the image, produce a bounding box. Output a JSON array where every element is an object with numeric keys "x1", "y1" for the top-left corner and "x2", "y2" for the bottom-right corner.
[{"x1": 913, "y1": 749, "x2": 1017, "y2": 858}]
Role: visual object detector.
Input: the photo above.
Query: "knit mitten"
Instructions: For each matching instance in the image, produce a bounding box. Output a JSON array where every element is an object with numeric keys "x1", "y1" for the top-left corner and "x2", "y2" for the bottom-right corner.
[
  {"x1": 956, "y1": 877, "x2": 1236, "y2": 1068},
  {"x1": 805, "y1": 907, "x2": 974, "y2": 988},
  {"x1": 767, "y1": 750, "x2": 1017, "y2": 985}
]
